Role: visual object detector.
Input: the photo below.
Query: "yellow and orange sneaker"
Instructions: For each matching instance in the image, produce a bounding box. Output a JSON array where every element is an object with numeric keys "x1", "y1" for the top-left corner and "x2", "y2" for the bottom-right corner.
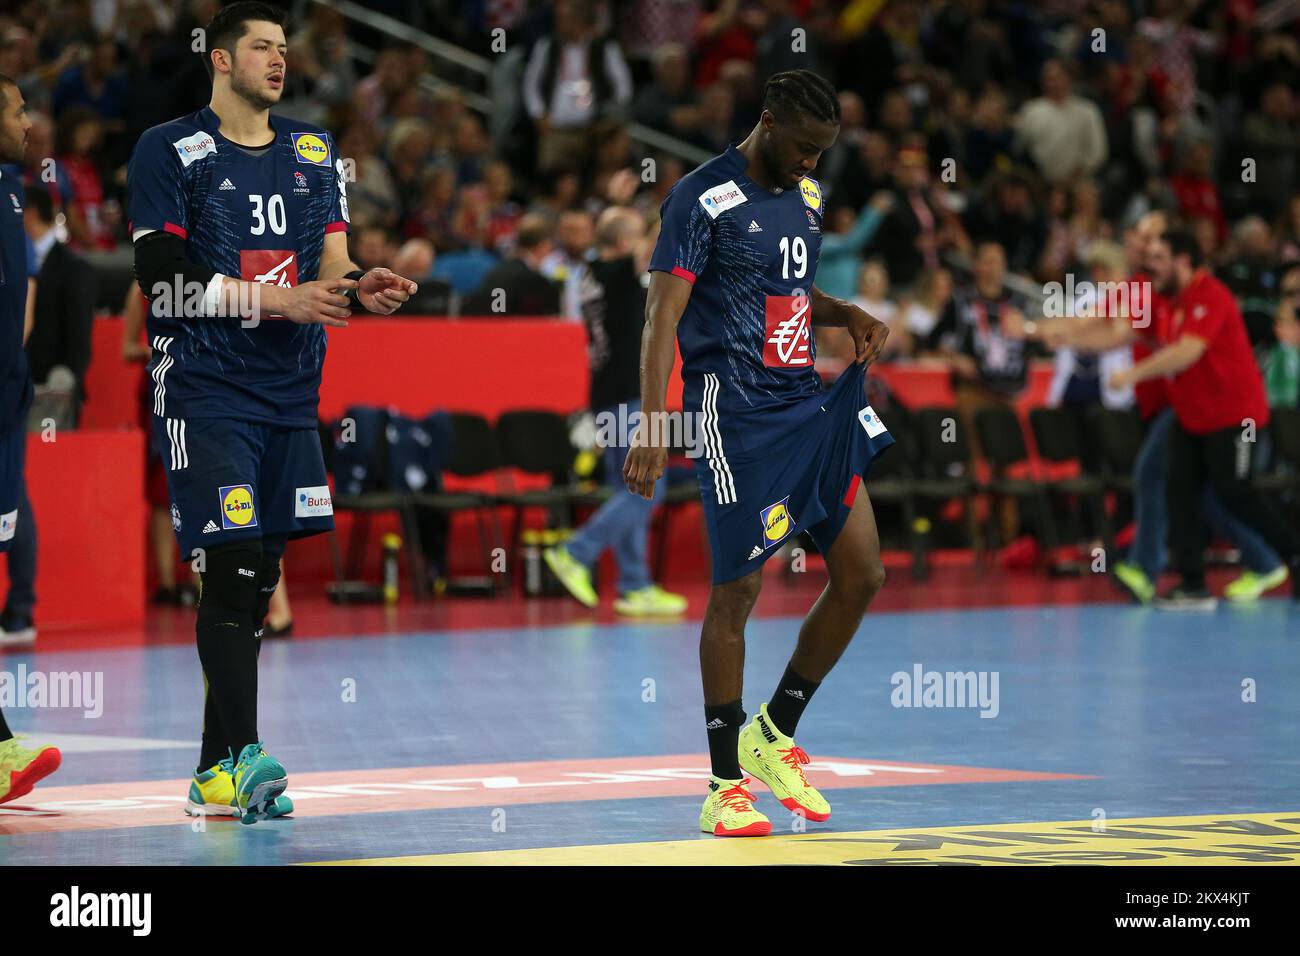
[
  {"x1": 738, "y1": 703, "x2": 831, "y2": 822},
  {"x1": 0, "y1": 736, "x2": 62, "y2": 805},
  {"x1": 699, "y1": 775, "x2": 772, "y2": 837}
]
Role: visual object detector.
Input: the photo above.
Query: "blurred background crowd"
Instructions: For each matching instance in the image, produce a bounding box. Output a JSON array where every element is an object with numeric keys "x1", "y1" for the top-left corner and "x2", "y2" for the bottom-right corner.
[{"x1": 0, "y1": 0, "x2": 1296, "y2": 382}]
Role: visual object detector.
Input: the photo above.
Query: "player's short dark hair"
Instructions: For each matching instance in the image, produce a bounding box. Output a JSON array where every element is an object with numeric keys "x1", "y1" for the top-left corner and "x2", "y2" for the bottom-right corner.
[
  {"x1": 203, "y1": 1, "x2": 287, "y2": 80},
  {"x1": 0, "y1": 73, "x2": 15, "y2": 112},
  {"x1": 25, "y1": 184, "x2": 53, "y2": 225},
  {"x1": 762, "y1": 70, "x2": 841, "y2": 127},
  {"x1": 1164, "y1": 226, "x2": 1203, "y2": 267}
]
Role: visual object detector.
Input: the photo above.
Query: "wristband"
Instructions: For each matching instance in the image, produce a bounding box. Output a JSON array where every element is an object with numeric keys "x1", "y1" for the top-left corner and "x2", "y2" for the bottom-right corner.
[{"x1": 343, "y1": 269, "x2": 367, "y2": 310}]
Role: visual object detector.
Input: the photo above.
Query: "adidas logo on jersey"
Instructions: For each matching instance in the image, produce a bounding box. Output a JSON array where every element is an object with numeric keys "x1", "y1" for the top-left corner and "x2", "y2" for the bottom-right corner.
[
  {"x1": 748, "y1": 220, "x2": 762, "y2": 233},
  {"x1": 219, "y1": 178, "x2": 236, "y2": 190},
  {"x1": 202, "y1": 520, "x2": 219, "y2": 534},
  {"x1": 748, "y1": 545, "x2": 764, "y2": 560}
]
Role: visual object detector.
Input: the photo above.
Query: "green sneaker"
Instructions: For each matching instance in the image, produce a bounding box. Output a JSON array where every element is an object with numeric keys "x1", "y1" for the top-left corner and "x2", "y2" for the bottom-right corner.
[
  {"x1": 542, "y1": 545, "x2": 598, "y2": 608},
  {"x1": 1112, "y1": 561, "x2": 1155, "y2": 604},
  {"x1": 232, "y1": 742, "x2": 288, "y2": 825},
  {"x1": 613, "y1": 585, "x2": 688, "y2": 616},
  {"x1": 1224, "y1": 565, "x2": 1289, "y2": 603}
]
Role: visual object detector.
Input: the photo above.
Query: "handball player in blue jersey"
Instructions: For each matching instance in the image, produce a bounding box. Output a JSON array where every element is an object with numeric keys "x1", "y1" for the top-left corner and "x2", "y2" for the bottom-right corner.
[
  {"x1": 624, "y1": 71, "x2": 894, "y2": 835},
  {"x1": 126, "y1": 3, "x2": 417, "y2": 823},
  {"x1": 0, "y1": 74, "x2": 62, "y2": 804}
]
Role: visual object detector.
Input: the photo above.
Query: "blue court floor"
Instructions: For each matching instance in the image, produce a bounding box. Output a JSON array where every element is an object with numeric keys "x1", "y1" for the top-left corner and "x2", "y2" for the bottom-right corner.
[{"x1": 1, "y1": 599, "x2": 1297, "y2": 865}]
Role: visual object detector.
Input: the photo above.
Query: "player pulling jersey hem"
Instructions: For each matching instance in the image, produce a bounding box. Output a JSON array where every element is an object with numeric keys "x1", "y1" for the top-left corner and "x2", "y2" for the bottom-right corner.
[
  {"x1": 624, "y1": 70, "x2": 893, "y2": 835},
  {"x1": 126, "y1": 2, "x2": 419, "y2": 824}
]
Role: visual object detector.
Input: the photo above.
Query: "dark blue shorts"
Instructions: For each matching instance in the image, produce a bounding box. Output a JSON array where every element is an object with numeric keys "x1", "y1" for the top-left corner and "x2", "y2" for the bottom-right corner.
[
  {"x1": 692, "y1": 363, "x2": 894, "y2": 585},
  {"x1": 0, "y1": 427, "x2": 23, "y2": 554},
  {"x1": 152, "y1": 415, "x2": 333, "y2": 557}
]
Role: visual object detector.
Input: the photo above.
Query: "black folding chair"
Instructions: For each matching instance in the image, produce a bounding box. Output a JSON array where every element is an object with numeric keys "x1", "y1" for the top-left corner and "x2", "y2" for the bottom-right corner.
[
  {"x1": 974, "y1": 406, "x2": 1061, "y2": 563},
  {"x1": 913, "y1": 406, "x2": 989, "y2": 568},
  {"x1": 1029, "y1": 406, "x2": 1115, "y2": 558},
  {"x1": 412, "y1": 413, "x2": 507, "y2": 594}
]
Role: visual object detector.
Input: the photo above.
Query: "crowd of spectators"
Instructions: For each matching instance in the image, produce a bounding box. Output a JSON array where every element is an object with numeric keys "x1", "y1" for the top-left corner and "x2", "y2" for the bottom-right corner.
[{"x1": 1, "y1": 0, "x2": 1298, "y2": 408}]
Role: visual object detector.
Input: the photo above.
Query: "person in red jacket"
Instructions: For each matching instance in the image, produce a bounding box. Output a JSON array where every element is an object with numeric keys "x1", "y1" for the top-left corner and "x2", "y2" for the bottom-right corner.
[{"x1": 1109, "y1": 227, "x2": 1299, "y2": 609}]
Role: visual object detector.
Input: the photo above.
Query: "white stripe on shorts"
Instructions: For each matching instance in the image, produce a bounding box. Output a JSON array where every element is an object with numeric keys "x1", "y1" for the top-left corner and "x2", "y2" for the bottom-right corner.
[{"x1": 702, "y1": 373, "x2": 736, "y2": 505}]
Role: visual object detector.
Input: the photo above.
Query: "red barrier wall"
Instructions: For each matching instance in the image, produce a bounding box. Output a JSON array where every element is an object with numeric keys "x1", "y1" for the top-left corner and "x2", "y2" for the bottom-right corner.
[
  {"x1": 0, "y1": 431, "x2": 146, "y2": 630},
  {"x1": 60, "y1": 317, "x2": 1058, "y2": 627}
]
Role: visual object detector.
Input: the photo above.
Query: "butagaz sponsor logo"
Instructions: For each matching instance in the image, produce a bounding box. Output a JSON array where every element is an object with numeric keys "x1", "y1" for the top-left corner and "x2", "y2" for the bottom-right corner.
[
  {"x1": 698, "y1": 179, "x2": 747, "y2": 218},
  {"x1": 891, "y1": 663, "x2": 1000, "y2": 718},
  {"x1": 593, "y1": 406, "x2": 707, "y2": 458},
  {"x1": 295, "y1": 485, "x2": 333, "y2": 517},
  {"x1": 0, "y1": 665, "x2": 103, "y2": 718},
  {"x1": 50, "y1": 886, "x2": 151, "y2": 936},
  {"x1": 1042, "y1": 275, "x2": 1151, "y2": 328},
  {"x1": 172, "y1": 131, "x2": 217, "y2": 167}
]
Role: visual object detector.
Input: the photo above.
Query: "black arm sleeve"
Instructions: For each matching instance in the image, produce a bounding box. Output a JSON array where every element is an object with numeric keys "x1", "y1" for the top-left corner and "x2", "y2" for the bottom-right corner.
[{"x1": 133, "y1": 231, "x2": 217, "y2": 301}]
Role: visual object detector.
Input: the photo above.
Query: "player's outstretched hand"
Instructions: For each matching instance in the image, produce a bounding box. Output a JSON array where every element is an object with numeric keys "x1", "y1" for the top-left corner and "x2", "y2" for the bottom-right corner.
[
  {"x1": 359, "y1": 267, "x2": 419, "y2": 315},
  {"x1": 623, "y1": 439, "x2": 667, "y2": 502},
  {"x1": 281, "y1": 278, "x2": 357, "y2": 327},
  {"x1": 849, "y1": 308, "x2": 890, "y2": 366}
]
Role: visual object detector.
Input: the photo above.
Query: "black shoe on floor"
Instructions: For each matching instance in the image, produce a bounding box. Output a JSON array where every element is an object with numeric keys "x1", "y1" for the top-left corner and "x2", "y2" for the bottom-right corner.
[{"x1": 1154, "y1": 585, "x2": 1218, "y2": 612}]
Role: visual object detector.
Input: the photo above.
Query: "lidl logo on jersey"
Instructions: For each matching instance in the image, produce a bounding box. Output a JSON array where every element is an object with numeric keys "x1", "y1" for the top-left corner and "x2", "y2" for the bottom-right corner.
[
  {"x1": 173, "y1": 131, "x2": 217, "y2": 168},
  {"x1": 241, "y1": 250, "x2": 297, "y2": 288},
  {"x1": 760, "y1": 497, "x2": 793, "y2": 547},
  {"x1": 698, "y1": 180, "x2": 747, "y2": 219},
  {"x1": 858, "y1": 405, "x2": 889, "y2": 438},
  {"x1": 293, "y1": 132, "x2": 331, "y2": 166},
  {"x1": 763, "y1": 295, "x2": 812, "y2": 368},
  {"x1": 295, "y1": 486, "x2": 334, "y2": 518},
  {"x1": 219, "y1": 485, "x2": 258, "y2": 530},
  {"x1": 799, "y1": 178, "x2": 822, "y2": 211}
]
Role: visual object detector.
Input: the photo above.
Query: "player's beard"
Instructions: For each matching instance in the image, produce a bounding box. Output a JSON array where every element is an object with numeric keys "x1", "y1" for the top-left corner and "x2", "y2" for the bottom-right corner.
[
  {"x1": 231, "y1": 67, "x2": 280, "y2": 113},
  {"x1": 0, "y1": 129, "x2": 25, "y2": 165}
]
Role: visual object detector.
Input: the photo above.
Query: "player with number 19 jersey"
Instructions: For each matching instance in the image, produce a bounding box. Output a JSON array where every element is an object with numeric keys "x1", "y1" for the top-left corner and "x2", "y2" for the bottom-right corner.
[
  {"x1": 649, "y1": 144, "x2": 893, "y2": 584},
  {"x1": 128, "y1": 106, "x2": 348, "y2": 428}
]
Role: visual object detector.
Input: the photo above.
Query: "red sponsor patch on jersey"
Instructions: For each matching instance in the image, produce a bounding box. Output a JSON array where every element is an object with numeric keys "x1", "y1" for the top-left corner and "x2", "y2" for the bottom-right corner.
[
  {"x1": 763, "y1": 294, "x2": 812, "y2": 368},
  {"x1": 240, "y1": 249, "x2": 298, "y2": 288}
]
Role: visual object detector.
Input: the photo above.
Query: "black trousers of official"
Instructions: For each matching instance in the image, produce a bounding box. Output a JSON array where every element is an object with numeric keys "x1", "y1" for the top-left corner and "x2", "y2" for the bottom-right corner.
[{"x1": 1167, "y1": 420, "x2": 1299, "y2": 587}]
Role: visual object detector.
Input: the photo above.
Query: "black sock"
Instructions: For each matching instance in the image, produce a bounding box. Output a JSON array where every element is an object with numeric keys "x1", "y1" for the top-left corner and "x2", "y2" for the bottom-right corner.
[
  {"x1": 766, "y1": 663, "x2": 821, "y2": 737},
  {"x1": 197, "y1": 674, "x2": 229, "y2": 772},
  {"x1": 195, "y1": 619, "x2": 259, "y2": 762},
  {"x1": 704, "y1": 700, "x2": 745, "y2": 780},
  {"x1": 0, "y1": 707, "x2": 11, "y2": 742}
]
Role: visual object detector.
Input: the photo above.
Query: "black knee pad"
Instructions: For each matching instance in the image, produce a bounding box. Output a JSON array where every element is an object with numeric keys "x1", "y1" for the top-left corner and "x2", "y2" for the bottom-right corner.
[
  {"x1": 197, "y1": 543, "x2": 263, "y2": 627},
  {"x1": 253, "y1": 552, "x2": 282, "y2": 631}
]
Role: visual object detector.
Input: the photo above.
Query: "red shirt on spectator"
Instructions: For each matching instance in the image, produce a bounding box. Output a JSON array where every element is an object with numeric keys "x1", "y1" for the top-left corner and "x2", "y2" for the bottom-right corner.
[
  {"x1": 1169, "y1": 171, "x2": 1226, "y2": 245},
  {"x1": 1160, "y1": 269, "x2": 1269, "y2": 434},
  {"x1": 1130, "y1": 271, "x2": 1169, "y2": 421}
]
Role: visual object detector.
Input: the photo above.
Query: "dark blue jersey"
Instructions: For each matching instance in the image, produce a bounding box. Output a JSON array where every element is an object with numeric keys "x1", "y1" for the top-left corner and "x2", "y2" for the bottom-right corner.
[
  {"x1": 127, "y1": 107, "x2": 350, "y2": 427},
  {"x1": 0, "y1": 166, "x2": 38, "y2": 434},
  {"x1": 648, "y1": 145, "x2": 826, "y2": 424}
]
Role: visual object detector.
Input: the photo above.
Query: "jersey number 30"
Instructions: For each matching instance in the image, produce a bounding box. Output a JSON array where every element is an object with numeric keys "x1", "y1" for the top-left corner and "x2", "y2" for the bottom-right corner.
[
  {"x1": 249, "y1": 194, "x2": 288, "y2": 236},
  {"x1": 778, "y1": 236, "x2": 807, "y2": 279}
]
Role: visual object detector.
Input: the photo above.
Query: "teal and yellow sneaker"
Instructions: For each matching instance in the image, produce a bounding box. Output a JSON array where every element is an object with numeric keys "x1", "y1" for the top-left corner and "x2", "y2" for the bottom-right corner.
[
  {"x1": 188, "y1": 755, "x2": 293, "y2": 820},
  {"x1": 542, "y1": 545, "x2": 599, "y2": 608},
  {"x1": 613, "y1": 585, "x2": 688, "y2": 617},
  {"x1": 232, "y1": 742, "x2": 288, "y2": 825},
  {"x1": 186, "y1": 758, "x2": 241, "y2": 817},
  {"x1": 1224, "y1": 565, "x2": 1289, "y2": 603},
  {"x1": 1112, "y1": 561, "x2": 1155, "y2": 605}
]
